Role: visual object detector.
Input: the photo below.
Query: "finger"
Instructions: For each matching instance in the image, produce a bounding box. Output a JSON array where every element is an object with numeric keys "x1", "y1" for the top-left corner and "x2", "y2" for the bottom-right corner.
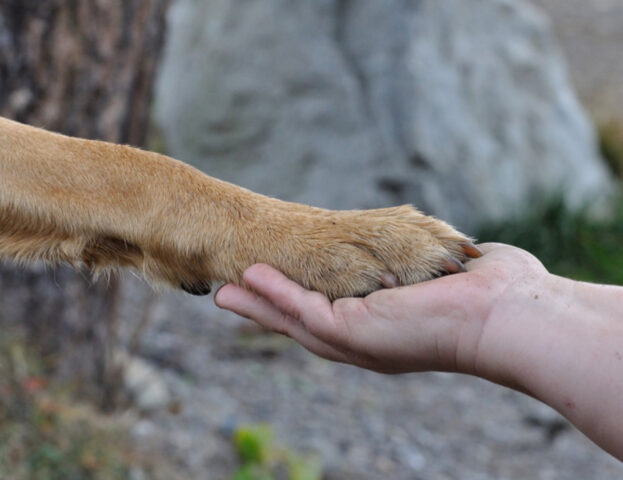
[
  {"x1": 473, "y1": 242, "x2": 509, "y2": 254},
  {"x1": 242, "y1": 264, "x2": 338, "y2": 339},
  {"x1": 215, "y1": 283, "x2": 348, "y2": 363},
  {"x1": 288, "y1": 326, "x2": 351, "y2": 363},
  {"x1": 463, "y1": 242, "x2": 513, "y2": 271},
  {"x1": 215, "y1": 282, "x2": 299, "y2": 335}
]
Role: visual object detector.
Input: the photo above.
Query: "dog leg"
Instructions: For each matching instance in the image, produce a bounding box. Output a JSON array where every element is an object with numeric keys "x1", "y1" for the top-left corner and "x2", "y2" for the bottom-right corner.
[{"x1": 0, "y1": 117, "x2": 480, "y2": 300}]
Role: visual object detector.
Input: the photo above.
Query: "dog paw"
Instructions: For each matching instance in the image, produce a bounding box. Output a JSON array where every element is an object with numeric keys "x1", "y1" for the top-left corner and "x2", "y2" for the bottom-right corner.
[
  {"x1": 170, "y1": 202, "x2": 480, "y2": 301},
  {"x1": 249, "y1": 205, "x2": 481, "y2": 300}
]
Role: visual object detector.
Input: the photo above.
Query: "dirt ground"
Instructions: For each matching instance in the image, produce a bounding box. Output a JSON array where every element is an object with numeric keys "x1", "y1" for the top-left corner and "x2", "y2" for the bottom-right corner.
[{"x1": 119, "y1": 3, "x2": 623, "y2": 479}]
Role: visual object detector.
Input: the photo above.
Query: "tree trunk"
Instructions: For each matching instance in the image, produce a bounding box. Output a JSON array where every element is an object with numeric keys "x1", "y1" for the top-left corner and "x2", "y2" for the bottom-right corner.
[{"x1": 0, "y1": 0, "x2": 170, "y2": 409}]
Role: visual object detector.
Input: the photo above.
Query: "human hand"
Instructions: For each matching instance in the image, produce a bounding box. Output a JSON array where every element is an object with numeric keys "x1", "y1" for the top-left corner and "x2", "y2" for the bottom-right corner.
[{"x1": 214, "y1": 243, "x2": 549, "y2": 379}]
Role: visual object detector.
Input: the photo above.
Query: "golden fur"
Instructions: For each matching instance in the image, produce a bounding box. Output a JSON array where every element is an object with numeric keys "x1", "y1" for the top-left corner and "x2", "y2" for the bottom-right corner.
[{"x1": 0, "y1": 117, "x2": 478, "y2": 300}]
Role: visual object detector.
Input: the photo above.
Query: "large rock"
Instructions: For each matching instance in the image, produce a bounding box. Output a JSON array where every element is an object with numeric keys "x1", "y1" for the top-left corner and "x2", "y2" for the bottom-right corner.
[{"x1": 155, "y1": 0, "x2": 612, "y2": 232}]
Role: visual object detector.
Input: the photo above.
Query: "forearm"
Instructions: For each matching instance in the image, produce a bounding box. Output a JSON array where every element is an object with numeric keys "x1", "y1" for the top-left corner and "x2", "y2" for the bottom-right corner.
[{"x1": 482, "y1": 274, "x2": 623, "y2": 459}]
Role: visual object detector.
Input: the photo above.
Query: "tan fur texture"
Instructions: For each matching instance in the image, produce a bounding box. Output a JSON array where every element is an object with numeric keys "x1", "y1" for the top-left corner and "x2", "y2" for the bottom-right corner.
[{"x1": 0, "y1": 117, "x2": 475, "y2": 300}]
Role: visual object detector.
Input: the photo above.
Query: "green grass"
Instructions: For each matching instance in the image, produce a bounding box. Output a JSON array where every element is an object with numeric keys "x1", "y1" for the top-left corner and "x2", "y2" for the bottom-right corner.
[
  {"x1": 478, "y1": 197, "x2": 623, "y2": 285},
  {"x1": 232, "y1": 424, "x2": 323, "y2": 480}
]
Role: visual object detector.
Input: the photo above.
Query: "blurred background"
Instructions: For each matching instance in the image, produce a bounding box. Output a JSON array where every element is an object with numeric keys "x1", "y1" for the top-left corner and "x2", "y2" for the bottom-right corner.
[{"x1": 0, "y1": 0, "x2": 622, "y2": 479}]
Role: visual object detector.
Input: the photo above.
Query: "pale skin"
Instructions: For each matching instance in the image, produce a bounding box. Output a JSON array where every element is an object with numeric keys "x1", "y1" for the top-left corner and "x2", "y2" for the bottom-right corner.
[{"x1": 215, "y1": 243, "x2": 623, "y2": 461}]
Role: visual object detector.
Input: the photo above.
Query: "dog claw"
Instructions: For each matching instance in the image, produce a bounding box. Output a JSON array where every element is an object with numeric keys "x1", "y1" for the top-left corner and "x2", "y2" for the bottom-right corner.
[
  {"x1": 381, "y1": 272, "x2": 399, "y2": 288},
  {"x1": 443, "y1": 257, "x2": 466, "y2": 274},
  {"x1": 181, "y1": 281, "x2": 212, "y2": 296},
  {"x1": 462, "y1": 242, "x2": 483, "y2": 259}
]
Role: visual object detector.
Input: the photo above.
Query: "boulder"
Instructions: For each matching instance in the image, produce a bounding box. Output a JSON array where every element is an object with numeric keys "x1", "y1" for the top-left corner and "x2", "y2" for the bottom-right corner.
[{"x1": 155, "y1": 0, "x2": 612, "y2": 232}]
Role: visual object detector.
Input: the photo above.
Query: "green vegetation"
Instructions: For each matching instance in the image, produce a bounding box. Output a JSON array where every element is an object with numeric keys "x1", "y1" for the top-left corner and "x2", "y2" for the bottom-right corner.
[
  {"x1": 232, "y1": 424, "x2": 322, "y2": 480},
  {"x1": 0, "y1": 333, "x2": 179, "y2": 480},
  {"x1": 478, "y1": 197, "x2": 623, "y2": 285}
]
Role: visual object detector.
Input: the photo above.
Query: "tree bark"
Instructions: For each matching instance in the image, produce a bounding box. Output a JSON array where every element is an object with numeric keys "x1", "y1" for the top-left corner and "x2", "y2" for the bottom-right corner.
[{"x1": 0, "y1": 0, "x2": 170, "y2": 409}]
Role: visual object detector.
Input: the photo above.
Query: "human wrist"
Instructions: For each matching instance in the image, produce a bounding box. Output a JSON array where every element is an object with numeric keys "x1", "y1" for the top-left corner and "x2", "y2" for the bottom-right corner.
[
  {"x1": 475, "y1": 270, "x2": 623, "y2": 454},
  {"x1": 470, "y1": 270, "x2": 572, "y2": 393},
  {"x1": 510, "y1": 277, "x2": 623, "y2": 458}
]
